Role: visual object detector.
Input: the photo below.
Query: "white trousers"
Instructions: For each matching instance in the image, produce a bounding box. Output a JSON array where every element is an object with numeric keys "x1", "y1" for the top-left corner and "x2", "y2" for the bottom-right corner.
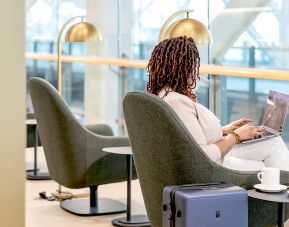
[{"x1": 223, "y1": 136, "x2": 289, "y2": 171}]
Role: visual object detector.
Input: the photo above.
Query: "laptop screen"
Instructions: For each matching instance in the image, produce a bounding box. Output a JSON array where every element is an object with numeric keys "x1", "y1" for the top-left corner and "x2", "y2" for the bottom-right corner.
[{"x1": 262, "y1": 90, "x2": 289, "y2": 132}]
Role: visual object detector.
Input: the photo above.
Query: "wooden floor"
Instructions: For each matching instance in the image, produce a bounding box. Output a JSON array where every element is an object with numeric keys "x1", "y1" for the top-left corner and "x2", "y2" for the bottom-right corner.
[{"x1": 25, "y1": 147, "x2": 146, "y2": 227}]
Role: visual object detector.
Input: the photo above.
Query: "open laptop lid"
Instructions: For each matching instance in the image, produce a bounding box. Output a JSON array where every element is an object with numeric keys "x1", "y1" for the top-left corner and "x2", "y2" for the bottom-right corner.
[{"x1": 261, "y1": 90, "x2": 289, "y2": 134}]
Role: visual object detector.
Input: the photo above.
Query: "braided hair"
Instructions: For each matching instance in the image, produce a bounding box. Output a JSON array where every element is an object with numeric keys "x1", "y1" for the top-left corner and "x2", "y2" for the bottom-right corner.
[{"x1": 147, "y1": 36, "x2": 200, "y2": 101}]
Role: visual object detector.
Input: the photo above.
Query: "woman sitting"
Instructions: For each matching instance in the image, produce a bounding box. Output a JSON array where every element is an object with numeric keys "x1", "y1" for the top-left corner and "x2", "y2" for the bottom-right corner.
[{"x1": 147, "y1": 36, "x2": 289, "y2": 171}]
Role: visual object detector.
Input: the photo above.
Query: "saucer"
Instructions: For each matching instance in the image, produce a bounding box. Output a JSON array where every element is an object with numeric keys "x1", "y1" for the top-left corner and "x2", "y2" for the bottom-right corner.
[{"x1": 253, "y1": 184, "x2": 287, "y2": 193}]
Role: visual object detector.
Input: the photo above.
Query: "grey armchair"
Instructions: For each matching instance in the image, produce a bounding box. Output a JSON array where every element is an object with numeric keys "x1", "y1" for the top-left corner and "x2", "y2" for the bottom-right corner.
[
  {"x1": 29, "y1": 77, "x2": 135, "y2": 216},
  {"x1": 123, "y1": 91, "x2": 289, "y2": 227}
]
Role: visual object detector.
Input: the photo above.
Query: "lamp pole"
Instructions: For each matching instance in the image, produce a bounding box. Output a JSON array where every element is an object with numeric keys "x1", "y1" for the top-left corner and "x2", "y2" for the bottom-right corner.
[
  {"x1": 55, "y1": 15, "x2": 99, "y2": 199},
  {"x1": 57, "y1": 16, "x2": 84, "y2": 95}
]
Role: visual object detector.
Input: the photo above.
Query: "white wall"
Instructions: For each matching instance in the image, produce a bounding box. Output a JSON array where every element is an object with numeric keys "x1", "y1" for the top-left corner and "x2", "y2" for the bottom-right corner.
[
  {"x1": 85, "y1": 0, "x2": 133, "y2": 135},
  {"x1": 0, "y1": 1, "x2": 25, "y2": 226},
  {"x1": 85, "y1": 0, "x2": 119, "y2": 130}
]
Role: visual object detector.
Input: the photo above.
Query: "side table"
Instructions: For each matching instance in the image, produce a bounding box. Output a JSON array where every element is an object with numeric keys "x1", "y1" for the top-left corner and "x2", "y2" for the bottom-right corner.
[
  {"x1": 25, "y1": 119, "x2": 51, "y2": 180},
  {"x1": 248, "y1": 189, "x2": 289, "y2": 227},
  {"x1": 102, "y1": 146, "x2": 150, "y2": 227}
]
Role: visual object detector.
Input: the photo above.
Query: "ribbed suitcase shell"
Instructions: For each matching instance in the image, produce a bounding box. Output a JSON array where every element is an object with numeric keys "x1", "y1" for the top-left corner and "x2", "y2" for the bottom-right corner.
[{"x1": 163, "y1": 185, "x2": 248, "y2": 227}]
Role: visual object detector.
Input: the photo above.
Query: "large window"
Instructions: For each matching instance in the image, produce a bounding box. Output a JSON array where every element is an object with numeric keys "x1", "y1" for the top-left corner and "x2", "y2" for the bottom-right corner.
[
  {"x1": 26, "y1": 0, "x2": 86, "y2": 115},
  {"x1": 26, "y1": 0, "x2": 289, "y2": 141},
  {"x1": 210, "y1": 0, "x2": 289, "y2": 143}
]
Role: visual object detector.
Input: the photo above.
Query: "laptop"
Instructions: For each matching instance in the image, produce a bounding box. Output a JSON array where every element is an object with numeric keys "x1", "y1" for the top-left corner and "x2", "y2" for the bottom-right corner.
[{"x1": 241, "y1": 90, "x2": 289, "y2": 144}]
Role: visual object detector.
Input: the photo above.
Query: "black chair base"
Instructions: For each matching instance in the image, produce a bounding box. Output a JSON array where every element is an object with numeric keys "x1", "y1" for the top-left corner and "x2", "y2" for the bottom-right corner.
[
  {"x1": 27, "y1": 172, "x2": 51, "y2": 180},
  {"x1": 112, "y1": 215, "x2": 150, "y2": 226},
  {"x1": 60, "y1": 198, "x2": 126, "y2": 216}
]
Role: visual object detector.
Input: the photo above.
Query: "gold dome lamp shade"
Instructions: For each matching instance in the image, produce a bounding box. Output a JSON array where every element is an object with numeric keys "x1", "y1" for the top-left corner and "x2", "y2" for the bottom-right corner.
[
  {"x1": 57, "y1": 16, "x2": 101, "y2": 95},
  {"x1": 158, "y1": 10, "x2": 211, "y2": 44},
  {"x1": 65, "y1": 21, "x2": 101, "y2": 42}
]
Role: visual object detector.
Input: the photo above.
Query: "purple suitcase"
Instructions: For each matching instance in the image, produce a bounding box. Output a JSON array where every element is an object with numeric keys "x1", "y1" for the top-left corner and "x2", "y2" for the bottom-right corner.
[{"x1": 162, "y1": 183, "x2": 248, "y2": 227}]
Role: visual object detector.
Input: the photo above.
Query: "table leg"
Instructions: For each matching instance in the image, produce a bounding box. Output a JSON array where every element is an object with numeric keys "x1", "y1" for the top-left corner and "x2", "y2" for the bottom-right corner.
[
  {"x1": 111, "y1": 155, "x2": 150, "y2": 227},
  {"x1": 27, "y1": 125, "x2": 51, "y2": 180},
  {"x1": 127, "y1": 155, "x2": 132, "y2": 221},
  {"x1": 26, "y1": 125, "x2": 37, "y2": 172},
  {"x1": 34, "y1": 125, "x2": 38, "y2": 175},
  {"x1": 278, "y1": 202, "x2": 285, "y2": 227}
]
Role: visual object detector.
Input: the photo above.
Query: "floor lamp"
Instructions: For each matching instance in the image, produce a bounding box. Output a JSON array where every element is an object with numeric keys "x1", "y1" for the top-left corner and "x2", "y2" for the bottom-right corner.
[
  {"x1": 57, "y1": 15, "x2": 101, "y2": 95},
  {"x1": 55, "y1": 16, "x2": 101, "y2": 199}
]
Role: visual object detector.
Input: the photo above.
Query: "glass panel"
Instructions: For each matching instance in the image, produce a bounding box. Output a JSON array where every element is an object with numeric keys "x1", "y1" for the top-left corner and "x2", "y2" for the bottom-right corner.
[
  {"x1": 211, "y1": 0, "x2": 289, "y2": 144},
  {"x1": 26, "y1": 0, "x2": 86, "y2": 116},
  {"x1": 26, "y1": 0, "x2": 211, "y2": 134},
  {"x1": 26, "y1": 1, "x2": 289, "y2": 142}
]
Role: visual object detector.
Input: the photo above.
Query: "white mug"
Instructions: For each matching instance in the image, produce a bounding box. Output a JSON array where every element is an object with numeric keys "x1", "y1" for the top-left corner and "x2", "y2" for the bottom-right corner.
[{"x1": 257, "y1": 167, "x2": 280, "y2": 187}]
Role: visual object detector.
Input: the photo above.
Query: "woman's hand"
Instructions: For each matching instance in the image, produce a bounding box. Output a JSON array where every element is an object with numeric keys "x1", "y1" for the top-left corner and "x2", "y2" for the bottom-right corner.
[
  {"x1": 215, "y1": 124, "x2": 264, "y2": 158},
  {"x1": 222, "y1": 118, "x2": 252, "y2": 135},
  {"x1": 234, "y1": 124, "x2": 265, "y2": 141}
]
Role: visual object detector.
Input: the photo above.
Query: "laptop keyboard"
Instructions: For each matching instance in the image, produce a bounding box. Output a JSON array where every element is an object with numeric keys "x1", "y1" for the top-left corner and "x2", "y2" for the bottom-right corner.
[
  {"x1": 253, "y1": 130, "x2": 275, "y2": 139},
  {"x1": 263, "y1": 130, "x2": 275, "y2": 137},
  {"x1": 242, "y1": 129, "x2": 276, "y2": 143}
]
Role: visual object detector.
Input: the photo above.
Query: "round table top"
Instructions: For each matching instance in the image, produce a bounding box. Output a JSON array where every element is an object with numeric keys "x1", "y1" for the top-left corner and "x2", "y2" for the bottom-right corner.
[
  {"x1": 25, "y1": 119, "x2": 37, "y2": 125},
  {"x1": 248, "y1": 189, "x2": 289, "y2": 203},
  {"x1": 102, "y1": 146, "x2": 132, "y2": 155}
]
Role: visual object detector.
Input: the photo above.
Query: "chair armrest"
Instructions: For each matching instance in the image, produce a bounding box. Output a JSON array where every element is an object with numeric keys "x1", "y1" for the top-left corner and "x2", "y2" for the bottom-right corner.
[
  {"x1": 85, "y1": 124, "x2": 114, "y2": 136},
  {"x1": 211, "y1": 166, "x2": 289, "y2": 189},
  {"x1": 85, "y1": 130, "x2": 130, "y2": 166},
  {"x1": 280, "y1": 170, "x2": 289, "y2": 186},
  {"x1": 101, "y1": 136, "x2": 130, "y2": 147},
  {"x1": 84, "y1": 135, "x2": 136, "y2": 186},
  {"x1": 211, "y1": 166, "x2": 259, "y2": 189}
]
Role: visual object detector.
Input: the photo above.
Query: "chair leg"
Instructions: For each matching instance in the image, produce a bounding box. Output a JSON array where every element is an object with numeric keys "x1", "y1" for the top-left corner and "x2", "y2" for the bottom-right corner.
[{"x1": 60, "y1": 185, "x2": 127, "y2": 216}]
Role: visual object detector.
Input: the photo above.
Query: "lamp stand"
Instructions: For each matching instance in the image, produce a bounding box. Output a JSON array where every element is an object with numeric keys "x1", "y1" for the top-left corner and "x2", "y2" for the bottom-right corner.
[{"x1": 57, "y1": 16, "x2": 84, "y2": 95}]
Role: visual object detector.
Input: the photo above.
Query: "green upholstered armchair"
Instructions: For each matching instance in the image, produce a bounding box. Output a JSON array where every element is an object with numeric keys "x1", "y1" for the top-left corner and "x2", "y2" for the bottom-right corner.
[
  {"x1": 29, "y1": 77, "x2": 135, "y2": 216},
  {"x1": 123, "y1": 91, "x2": 289, "y2": 227}
]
